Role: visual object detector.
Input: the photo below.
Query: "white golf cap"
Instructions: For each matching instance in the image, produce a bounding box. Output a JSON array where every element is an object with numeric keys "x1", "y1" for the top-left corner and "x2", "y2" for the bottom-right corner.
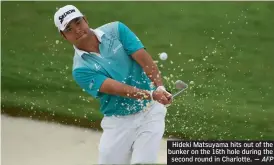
[{"x1": 54, "y1": 5, "x2": 84, "y2": 31}]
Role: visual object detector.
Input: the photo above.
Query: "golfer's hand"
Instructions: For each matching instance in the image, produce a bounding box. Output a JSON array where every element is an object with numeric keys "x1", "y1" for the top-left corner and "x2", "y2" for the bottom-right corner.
[
  {"x1": 163, "y1": 90, "x2": 172, "y2": 102},
  {"x1": 156, "y1": 86, "x2": 172, "y2": 103},
  {"x1": 152, "y1": 90, "x2": 172, "y2": 105}
]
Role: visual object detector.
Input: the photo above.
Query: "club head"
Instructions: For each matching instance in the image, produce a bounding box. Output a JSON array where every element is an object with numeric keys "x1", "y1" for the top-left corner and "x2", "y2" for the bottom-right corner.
[
  {"x1": 166, "y1": 80, "x2": 188, "y2": 94},
  {"x1": 165, "y1": 80, "x2": 188, "y2": 108},
  {"x1": 175, "y1": 80, "x2": 188, "y2": 90}
]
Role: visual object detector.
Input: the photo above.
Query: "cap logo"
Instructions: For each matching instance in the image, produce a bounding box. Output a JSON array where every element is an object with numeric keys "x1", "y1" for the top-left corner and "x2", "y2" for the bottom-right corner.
[{"x1": 59, "y1": 9, "x2": 76, "y2": 24}]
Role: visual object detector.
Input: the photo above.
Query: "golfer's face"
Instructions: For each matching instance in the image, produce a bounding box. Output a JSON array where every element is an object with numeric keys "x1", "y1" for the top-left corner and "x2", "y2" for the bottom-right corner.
[{"x1": 62, "y1": 17, "x2": 90, "y2": 44}]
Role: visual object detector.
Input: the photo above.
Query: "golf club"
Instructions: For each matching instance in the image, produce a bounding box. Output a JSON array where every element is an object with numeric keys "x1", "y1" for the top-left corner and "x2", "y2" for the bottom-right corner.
[
  {"x1": 172, "y1": 80, "x2": 188, "y2": 98},
  {"x1": 165, "y1": 80, "x2": 188, "y2": 107}
]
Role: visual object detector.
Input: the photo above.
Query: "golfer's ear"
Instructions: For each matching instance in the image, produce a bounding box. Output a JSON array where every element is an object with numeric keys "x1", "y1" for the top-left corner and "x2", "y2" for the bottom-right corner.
[
  {"x1": 83, "y1": 16, "x2": 88, "y2": 24},
  {"x1": 60, "y1": 31, "x2": 67, "y2": 40}
]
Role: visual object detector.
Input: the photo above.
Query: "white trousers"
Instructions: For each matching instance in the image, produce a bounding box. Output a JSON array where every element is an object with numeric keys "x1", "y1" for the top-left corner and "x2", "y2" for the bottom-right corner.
[{"x1": 98, "y1": 101, "x2": 167, "y2": 164}]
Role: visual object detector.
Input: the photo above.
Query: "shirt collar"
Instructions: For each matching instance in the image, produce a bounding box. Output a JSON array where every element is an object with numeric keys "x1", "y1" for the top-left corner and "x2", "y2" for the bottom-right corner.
[{"x1": 73, "y1": 28, "x2": 104, "y2": 57}]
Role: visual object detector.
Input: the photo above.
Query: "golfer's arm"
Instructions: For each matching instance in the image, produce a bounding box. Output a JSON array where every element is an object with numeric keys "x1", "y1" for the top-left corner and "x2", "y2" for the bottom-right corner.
[
  {"x1": 99, "y1": 78, "x2": 152, "y2": 100},
  {"x1": 131, "y1": 49, "x2": 164, "y2": 87}
]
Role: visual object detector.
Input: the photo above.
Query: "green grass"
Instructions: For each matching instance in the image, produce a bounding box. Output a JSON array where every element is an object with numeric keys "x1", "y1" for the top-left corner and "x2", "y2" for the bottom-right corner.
[{"x1": 1, "y1": 1, "x2": 274, "y2": 140}]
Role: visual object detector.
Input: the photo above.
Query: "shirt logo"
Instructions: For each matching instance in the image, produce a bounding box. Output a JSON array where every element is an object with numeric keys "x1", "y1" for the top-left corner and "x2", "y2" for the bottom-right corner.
[
  {"x1": 94, "y1": 64, "x2": 101, "y2": 71},
  {"x1": 59, "y1": 9, "x2": 75, "y2": 24},
  {"x1": 113, "y1": 44, "x2": 122, "y2": 54}
]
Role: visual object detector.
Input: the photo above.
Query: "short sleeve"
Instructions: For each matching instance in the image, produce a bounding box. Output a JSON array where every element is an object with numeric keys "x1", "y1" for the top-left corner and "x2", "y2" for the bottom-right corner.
[
  {"x1": 72, "y1": 67, "x2": 108, "y2": 98},
  {"x1": 118, "y1": 22, "x2": 145, "y2": 55}
]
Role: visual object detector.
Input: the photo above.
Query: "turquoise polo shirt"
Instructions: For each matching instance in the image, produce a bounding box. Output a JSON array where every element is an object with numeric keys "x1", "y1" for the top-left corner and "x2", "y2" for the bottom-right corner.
[{"x1": 72, "y1": 21, "x2": 155, "y2": 116}]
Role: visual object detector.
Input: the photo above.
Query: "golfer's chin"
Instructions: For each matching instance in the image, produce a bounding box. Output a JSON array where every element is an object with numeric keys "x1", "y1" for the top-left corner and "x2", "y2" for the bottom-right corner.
[{"x1": 76, "y1": 33, "x2": 88, "y2": 42}]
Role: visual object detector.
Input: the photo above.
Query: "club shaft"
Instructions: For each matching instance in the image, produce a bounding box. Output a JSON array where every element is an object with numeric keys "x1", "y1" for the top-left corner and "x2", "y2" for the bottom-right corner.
[
  {"x1": 165, "y1": 86, "x2": 188, "y2": 108},
  {"x1": 172, "y1": 88, "x2": 187, "y2": 98}
]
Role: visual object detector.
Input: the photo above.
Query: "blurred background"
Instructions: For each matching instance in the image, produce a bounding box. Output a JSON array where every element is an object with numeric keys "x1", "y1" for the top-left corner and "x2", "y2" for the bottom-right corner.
[{"x1": 1, "y1": 1, "x2": 274, "y2": 142}]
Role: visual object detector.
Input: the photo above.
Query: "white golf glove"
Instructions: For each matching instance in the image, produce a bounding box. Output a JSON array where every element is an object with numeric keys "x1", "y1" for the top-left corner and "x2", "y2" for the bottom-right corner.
[{"x1": 150, "y1": 86, "x2": 172, "y2": 105}]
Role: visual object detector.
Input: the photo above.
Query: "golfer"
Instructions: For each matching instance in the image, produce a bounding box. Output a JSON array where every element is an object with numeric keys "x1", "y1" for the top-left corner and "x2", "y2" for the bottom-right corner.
[{"x1": 54, "y1": 5, "x2": 172, "y2": 164}]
